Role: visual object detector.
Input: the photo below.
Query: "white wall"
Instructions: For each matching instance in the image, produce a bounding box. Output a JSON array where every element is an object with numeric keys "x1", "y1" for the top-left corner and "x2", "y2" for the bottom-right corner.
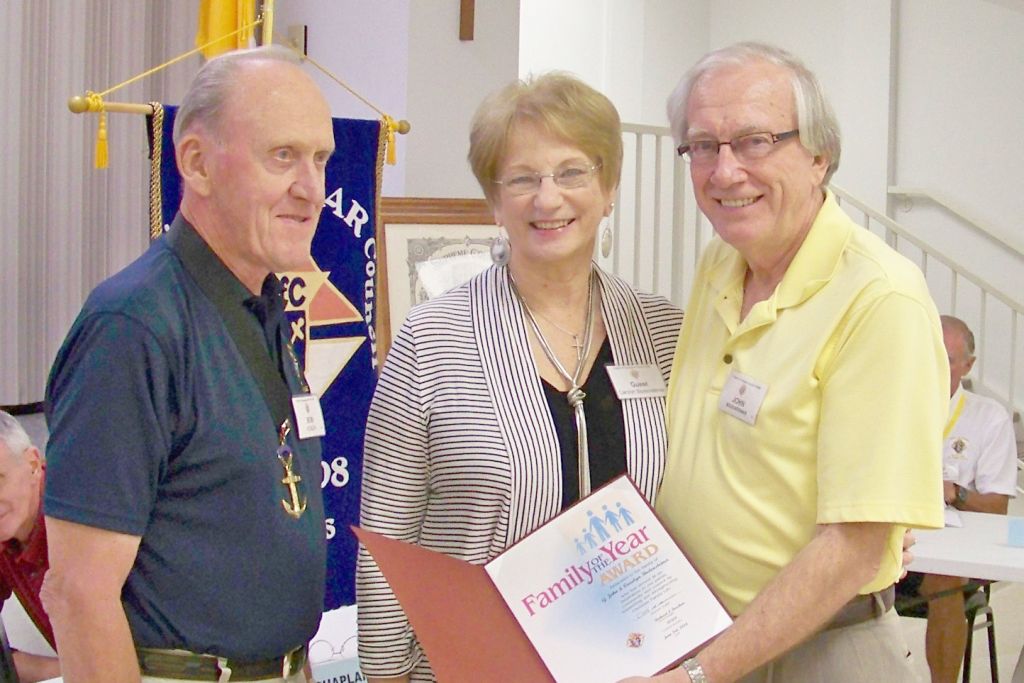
[
  {"x1": 640, "y1": 0, "x2": 710, "y2": 126},
  {"x1": 273, "y1": 0, "x2": 411, "y2": 197},
  {"x1": 519, "y1": 0, "x2": 708, "y2": 126},
  {"x1": 895, "y1": 0, "x2": 1024, "y2": 251},
  {"x1": 893, "y1": 0, "x2": 1024, "y2": 277},
  {"x1": 519, "y1": 0, "x2": 614, "y2": 102},
  {"x1": 404, "y1": 0, "x2": 520, "y2": 198}
]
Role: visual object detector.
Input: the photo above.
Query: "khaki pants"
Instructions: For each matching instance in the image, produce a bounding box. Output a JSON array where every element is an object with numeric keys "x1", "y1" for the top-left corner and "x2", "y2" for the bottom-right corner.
[{"x1": 738, "y1": 609, "x2": 920, "y2": 683}]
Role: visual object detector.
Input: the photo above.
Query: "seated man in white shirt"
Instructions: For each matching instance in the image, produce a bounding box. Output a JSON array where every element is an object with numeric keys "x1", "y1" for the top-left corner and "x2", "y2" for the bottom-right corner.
[{"x1": 900, "y1": 315, "x2": 1018, "y2": 683}]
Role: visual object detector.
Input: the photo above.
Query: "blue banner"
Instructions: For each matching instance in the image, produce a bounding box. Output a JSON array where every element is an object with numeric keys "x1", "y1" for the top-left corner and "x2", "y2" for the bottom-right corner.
[{"x1": 148, "y1": 106, "x2": 380, "y2": 608}]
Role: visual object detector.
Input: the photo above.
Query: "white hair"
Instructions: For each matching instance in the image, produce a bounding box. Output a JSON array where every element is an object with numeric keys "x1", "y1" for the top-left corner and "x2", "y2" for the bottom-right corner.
[
  {"x1": 173, "y1": 45, "x2": 303, "y2": 144},
  {"x1": 0, "y1": 410, "x2": 32, "y2": 458},
  {"x1": 666, "y1": 41, "x2": 842, "y2": 185}
]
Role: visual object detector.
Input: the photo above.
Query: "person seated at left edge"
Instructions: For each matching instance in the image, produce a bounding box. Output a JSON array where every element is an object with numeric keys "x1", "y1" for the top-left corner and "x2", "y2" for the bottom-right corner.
[{"x1": 0, "y1": 410, "x2": 60, "y2": 682}]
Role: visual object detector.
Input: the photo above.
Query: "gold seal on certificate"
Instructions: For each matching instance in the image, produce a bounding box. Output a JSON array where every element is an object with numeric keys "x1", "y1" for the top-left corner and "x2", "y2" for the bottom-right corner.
[{"x1": 355, "y1": 476, "x2": 732, "y2": 682}]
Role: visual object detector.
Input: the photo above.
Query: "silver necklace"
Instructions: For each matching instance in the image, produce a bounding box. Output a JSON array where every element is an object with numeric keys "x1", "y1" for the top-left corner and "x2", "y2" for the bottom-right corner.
[
  {"x1": 533, "y1": 311, "x2": 585, "y2": 362},
  {"x1": 510, "y1": 269, "x2": 598, "y2": 499}
]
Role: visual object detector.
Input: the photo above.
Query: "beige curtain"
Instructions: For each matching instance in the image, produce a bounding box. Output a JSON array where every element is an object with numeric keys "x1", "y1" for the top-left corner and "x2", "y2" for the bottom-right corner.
[{"x1": 0, "y1": 0, "x2": 197, "y2": 405}]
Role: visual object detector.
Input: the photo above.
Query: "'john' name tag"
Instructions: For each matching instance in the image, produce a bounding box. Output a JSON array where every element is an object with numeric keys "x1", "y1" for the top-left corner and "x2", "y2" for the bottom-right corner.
[
  {"x1": 718, "y1": 370, "x2": 768, "y2": 425},
  {"x1": 291, "y1": 394, "x2": 327, "y2": 439},
  {"x1": 605, "y1": 364, "x2": 667, "y2": 399}
]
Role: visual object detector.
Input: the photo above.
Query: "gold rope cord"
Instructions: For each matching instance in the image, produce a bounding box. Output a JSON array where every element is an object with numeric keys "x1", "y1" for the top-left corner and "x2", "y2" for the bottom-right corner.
[
  {"x1": 300, "y1": 53, "x2": 409, "y2": 165},
  {"x1": 148, "y1": 102, "x2": 165, "y2": 241},
  {"x1": 371, "y1": 118, "x2": 388, "y2": 370},
  {"x1": 101, "y1": 19, "x2": 262, "y2": 102},
  {"x1": 303, "y1": 54, "x2": 386, "y2": 119}
]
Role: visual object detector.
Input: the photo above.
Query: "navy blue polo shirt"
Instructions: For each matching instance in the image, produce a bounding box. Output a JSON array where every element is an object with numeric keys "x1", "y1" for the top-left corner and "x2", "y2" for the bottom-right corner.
[{"x1": 45, "y1": 215, "x2": 326, "y2": 660}]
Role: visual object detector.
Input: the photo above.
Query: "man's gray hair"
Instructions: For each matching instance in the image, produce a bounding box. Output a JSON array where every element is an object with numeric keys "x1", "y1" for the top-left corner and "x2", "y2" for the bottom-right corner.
[
  {"x1": 666, "y1": 41, "x2": 842, "y2": 185},
  {"x1": 173, "y1": 44, "x2": 303, "y2": 145},
  {"x1": 0, "y1": 410, "x2": 32, "y2": 457},
  {"x1": 941, "y1": 315, "x2": 976, "y2": 357}
]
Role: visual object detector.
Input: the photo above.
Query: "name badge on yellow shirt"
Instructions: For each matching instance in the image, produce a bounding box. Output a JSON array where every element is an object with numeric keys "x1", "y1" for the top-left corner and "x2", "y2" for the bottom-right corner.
[
  {"x1": 605, "y1": 364, "x2": 667, "y2": 399},
  {"x1": 291, "y1": 393, "x2": 327, "y2": 439},
  {"x1": 718, "y1": 370, "x2": 768, "y2": 426}
]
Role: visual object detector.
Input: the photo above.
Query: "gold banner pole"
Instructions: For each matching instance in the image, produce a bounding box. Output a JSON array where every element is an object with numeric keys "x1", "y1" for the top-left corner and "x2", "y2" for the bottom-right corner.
[{"x1": 68, "y1": 98, "x2": 154, "y2": 116}]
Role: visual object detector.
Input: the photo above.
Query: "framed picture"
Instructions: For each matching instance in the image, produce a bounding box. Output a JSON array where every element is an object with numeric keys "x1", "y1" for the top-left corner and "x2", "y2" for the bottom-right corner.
[{"x1": 377, "y1": 197, "x2": 498, "y2": 364}]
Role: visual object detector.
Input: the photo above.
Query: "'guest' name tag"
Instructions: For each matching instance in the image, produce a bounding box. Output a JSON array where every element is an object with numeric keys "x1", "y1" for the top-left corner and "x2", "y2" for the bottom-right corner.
[
  {"x1": 718, "y1": 370, "x2": 768, "y2": 425},
  {"x1": 605, "y1": 364, "x2": 667, "y2": 399},
  {"x1": 292, "y1": 394, "x2": 327, "y2": 439}
]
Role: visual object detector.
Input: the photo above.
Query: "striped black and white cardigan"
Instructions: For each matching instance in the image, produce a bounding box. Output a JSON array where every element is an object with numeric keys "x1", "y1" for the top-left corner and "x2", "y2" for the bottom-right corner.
[{"x1": 356, "y1": 264, "x2": 683, "y2": 680}]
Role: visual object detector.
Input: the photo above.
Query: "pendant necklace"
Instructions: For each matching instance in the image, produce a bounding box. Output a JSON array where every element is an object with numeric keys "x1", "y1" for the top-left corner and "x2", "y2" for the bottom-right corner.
[
  {"x1": 510, "y1": 269, "x2": 598, "y2": 498},
  {"x1": 277, "y1": 420, "x2": 307, "y2": 519}
]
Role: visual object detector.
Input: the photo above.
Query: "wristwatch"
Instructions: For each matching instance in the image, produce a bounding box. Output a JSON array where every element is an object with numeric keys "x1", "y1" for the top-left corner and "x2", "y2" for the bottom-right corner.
[
  {"x1": 681, "y1": 657, "x2": 709, "y2": 683},
  {"x1": 954, "y1": 484, "x2": 969, "y2": 508}
]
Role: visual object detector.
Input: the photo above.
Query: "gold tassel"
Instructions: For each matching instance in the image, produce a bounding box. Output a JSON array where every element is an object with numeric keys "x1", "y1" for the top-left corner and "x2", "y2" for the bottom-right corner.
[
  {"x1": 95, "y1": 110, "x2": 108, "y2": 169},
  {"x1": 88, "y1": 92, "x2": 109, "y2": 169},
  {"x1": 383, "y1": 115, "x2": 397, "y2": 166}
]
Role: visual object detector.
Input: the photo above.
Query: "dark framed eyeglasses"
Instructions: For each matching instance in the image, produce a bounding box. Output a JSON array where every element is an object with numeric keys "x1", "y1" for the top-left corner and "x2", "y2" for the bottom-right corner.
[
  {"x1": 493, "y1": 163, "x2": 602, "y2": 196},
  {"x1": 677, "y1": 130, "x2": 800, "y2": 164}
]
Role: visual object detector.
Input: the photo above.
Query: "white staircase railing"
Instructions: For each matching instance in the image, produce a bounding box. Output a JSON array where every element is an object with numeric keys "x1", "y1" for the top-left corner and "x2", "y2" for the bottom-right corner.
[{"x1": 611, "y1": 123, "x2": 1024, "y2": 495}]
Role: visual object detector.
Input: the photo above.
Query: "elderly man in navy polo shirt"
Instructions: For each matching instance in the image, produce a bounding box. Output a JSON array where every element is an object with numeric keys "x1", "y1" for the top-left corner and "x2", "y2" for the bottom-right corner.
[{"x1": 42, "y1": 46, "x2": 335, "y2": 683}]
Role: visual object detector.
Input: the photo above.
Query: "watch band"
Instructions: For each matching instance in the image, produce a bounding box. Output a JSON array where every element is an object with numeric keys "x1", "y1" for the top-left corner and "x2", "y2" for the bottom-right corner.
[
  {"x1": 955, "y1": 484, "x2": 969, "y2": 507},
  {"x1": 681, "y1": 657, "x2": 709, "y2": 683}
]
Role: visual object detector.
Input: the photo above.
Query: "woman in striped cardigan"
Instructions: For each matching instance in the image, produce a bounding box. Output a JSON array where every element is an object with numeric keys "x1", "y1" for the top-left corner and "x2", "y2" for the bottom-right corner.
[{"x1": 356, "y1": 72, "x2": 684, "y2": 682}]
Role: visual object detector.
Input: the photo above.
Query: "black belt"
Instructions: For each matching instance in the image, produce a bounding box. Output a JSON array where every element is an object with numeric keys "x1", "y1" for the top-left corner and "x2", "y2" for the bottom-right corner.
[
  {"x1": 826, "y1": 585, "x2": 895, "y2": 630},
  {"x1": 137, "y1": 645, "x2": 307, "y2": 681}
]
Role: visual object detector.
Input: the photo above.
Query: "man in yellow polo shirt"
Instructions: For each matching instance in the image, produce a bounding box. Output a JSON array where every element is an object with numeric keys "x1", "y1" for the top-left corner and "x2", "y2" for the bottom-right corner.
[{"x1": 629, "y1": 43, "x2": 946, "y2": 683}]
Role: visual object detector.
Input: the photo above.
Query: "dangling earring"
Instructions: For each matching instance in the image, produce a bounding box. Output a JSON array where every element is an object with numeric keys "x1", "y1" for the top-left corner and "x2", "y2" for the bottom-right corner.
[
  {"x1": 600, "y1": 203, "x2": 614, "y2": 258},
  {"x1": 600, "y1": 224, "x2": 613, "y2": 258},
  {"x1": 490, "y1": 226, "x2": 510, "y2": 266}
]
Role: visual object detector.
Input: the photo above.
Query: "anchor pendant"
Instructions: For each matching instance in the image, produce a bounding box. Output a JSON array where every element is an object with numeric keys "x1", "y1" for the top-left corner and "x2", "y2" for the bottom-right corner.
[{"x1": 277, "y1": 446, "x2": 307, "y2": 519}]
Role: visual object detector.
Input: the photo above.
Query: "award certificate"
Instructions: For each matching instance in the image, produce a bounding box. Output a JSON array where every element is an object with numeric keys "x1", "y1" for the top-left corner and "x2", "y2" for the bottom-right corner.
[{"x1": 486, "y1": 476, "x2": 731, "y2": 682}]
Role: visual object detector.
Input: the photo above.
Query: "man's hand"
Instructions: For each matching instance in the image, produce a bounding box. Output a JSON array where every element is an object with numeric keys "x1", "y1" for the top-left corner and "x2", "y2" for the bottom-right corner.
[{"x1": 900, "y1": 529, "x2": 916, "y2": 580}]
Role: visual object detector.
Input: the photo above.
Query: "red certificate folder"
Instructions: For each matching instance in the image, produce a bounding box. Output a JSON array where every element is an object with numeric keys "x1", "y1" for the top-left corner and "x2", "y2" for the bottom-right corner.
[{"x1": 353, "y1": 526, "x2": 553, "y2": 682}]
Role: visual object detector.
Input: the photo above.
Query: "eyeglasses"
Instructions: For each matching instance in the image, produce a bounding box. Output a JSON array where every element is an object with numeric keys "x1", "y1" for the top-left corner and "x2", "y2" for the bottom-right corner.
[
  {"x1": 677, "y1": 130, "x2": 800, "y2": 164},
  {"x1": 494, "y1": 163, "x2": 601, "y2": 196}
]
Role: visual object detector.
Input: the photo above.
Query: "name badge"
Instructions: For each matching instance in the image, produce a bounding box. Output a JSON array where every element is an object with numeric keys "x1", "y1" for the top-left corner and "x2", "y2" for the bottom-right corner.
[
  {"x1": 718, "y1": 370, "x2": 768, "y2": 425},
  {"x1": 605, "y1": 364, "x2": 667, "y2": 400},
  {"x1": 291, "y1": 394, "x2": 327, "y2": 439}
]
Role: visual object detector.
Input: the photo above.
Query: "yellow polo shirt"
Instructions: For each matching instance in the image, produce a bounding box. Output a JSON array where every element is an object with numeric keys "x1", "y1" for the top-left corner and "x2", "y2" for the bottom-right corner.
[{"x1": 657, "y1": 192, "x2": 946, "y2": 615}]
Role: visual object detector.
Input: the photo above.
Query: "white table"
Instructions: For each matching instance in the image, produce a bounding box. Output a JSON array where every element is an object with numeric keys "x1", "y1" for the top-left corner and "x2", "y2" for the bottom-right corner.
[
  {"x1": 909, "y1": 511, "x2": 1024, "y2": 582},
  {"x1": 908, "y1": 511, "x2": 1024, "y2": 682}
]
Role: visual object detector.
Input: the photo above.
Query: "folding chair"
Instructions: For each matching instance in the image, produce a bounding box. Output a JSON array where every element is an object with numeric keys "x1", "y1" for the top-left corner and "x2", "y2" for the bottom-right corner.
[{"x1": 962, "y1": 582, "x2": 998, "y2": 683}]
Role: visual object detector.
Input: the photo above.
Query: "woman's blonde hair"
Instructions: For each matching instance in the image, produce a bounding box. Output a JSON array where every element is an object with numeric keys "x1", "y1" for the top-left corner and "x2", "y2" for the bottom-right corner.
[{"x1": 468, "y1": 72, "x2": 622, "y2": 204}]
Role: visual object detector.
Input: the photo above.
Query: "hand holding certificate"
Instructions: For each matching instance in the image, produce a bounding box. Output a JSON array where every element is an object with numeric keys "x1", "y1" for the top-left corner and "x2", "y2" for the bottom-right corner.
[{"x1": 355, "y1": 476, "x2": 731, "y2": 682}]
